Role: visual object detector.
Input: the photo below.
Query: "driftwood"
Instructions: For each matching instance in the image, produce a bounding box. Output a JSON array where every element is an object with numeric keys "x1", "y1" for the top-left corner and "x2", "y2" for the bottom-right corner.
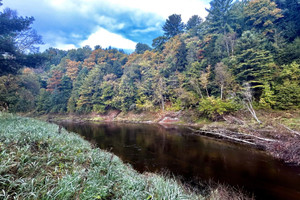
[
  {"x1": 222, "y1": 129, "x2": 277, "y2": 142},
  {"x1": 187, "y1": 127, "x2": 276, "y2": 148}
]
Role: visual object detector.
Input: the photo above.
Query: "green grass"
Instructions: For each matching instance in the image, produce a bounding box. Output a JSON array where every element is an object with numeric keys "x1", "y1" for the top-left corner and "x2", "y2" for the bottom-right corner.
[{"x1": 0, "y1": 112, "x2": 203, "y2": 200}]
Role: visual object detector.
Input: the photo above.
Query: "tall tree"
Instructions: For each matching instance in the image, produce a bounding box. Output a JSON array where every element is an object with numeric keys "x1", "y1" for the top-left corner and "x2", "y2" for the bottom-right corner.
[
  {"x1": 152, "y1": 36, "x2": 167, "y2": 52},
  {"x1": 76, "y1": 65, "x2": 104, "y2": 113},
  {"x1": 200, "y1": 65, "x2": 211, "y2": 97},
  {"x1": 234, "y1": 31, "x2": 274, "y2": 83},
  {"x1": 215, "y1": 62, "x2": 232, "y2": 99},
  {"x1": 205, "y1": 0, "x2": 234, "y2": 34},
  {"x1": 186, "y1": 15, "x2": 203, "y2": 30},
  {"x1": 66, "y1": 59, "x2": 81, "y2": 81},
  {"x1": 0, "y1": 7, "x2": 43, "y2": 75},
  {"x1": 244, "y1": 0, "x2": 283, "y2": 37},
  {"x1": 274, "y1": 0, "x2": 300, "y2": 41},
  {"x1": 186, "y1": 15, "x2": 203, "y2": 36},
  {"x1": 117, "y1": 64, "x2": 141, "y2": 111},
  {"x1": 67, "y1": 67, "x2": 88, "y2": 113},
  {"x1": 162, "y1": 14, "x2": 185, "y2": 39}
]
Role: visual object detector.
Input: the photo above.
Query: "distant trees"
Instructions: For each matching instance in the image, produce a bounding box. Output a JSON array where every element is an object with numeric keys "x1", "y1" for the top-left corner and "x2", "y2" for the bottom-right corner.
[
  {"x1": 135, "y1": 43, "x2": 151, "y2": 54},
  {"x1": 2, "y1": 0, "x2": 300, "y2": 114}
]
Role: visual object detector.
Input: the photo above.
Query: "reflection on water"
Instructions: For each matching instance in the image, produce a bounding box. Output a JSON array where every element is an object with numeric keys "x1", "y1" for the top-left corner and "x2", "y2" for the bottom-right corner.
[{"x1": 60, "y1": 122, "x2": 300, "y2": 200}]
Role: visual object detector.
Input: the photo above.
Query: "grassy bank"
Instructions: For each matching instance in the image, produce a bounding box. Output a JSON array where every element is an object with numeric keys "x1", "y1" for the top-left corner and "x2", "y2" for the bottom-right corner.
[{"x1": 0, "y1": 112, "x2": 252, "y2": 200}]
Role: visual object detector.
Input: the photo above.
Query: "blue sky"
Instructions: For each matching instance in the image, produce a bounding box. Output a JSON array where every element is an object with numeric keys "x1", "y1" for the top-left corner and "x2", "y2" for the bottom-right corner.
[{"x1": 2, "y1": 0, "x2": 209, "y2": 52}]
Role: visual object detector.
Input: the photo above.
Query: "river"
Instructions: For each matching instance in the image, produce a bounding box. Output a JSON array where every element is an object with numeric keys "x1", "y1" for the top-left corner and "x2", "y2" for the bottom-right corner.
[{"x1": 59, "y1": 122, "x2": 300, "y2": 200}]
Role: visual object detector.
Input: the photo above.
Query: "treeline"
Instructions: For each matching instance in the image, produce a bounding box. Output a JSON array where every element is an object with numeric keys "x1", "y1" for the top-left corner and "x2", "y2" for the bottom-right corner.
[{"x1": 0, "y1": 0, "x2": 299, "y2": 119}]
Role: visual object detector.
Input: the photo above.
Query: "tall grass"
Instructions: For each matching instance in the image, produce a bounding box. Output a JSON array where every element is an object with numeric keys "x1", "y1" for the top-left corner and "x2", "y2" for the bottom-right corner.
[
  {"x1": 0, "y1": 113, "x2": 202, "y2": 199},
  {"x1": 0, "y1": 113, "x2": 253, "y2": 199}
]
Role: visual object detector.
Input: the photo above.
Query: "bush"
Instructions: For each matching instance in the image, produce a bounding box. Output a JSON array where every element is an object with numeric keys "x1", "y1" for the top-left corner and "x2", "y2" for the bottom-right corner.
[
  {"x1": 92, "y1": 104, "x2": 106, "y2": 114},
  {"x1": 273, "y1": 82, "x2": 300, "y2": 110},
  {"x1": 198, "y1": 97, "x2": 240, "y2": 120}
]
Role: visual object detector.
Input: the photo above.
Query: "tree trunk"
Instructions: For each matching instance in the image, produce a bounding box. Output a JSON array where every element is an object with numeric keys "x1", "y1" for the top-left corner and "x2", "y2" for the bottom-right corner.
[
  {"x1": 205, "y1": 87, "x2": 210, "y2": 97},
  {"x1": 159, "y1": 77, "x2": 165, "y2": 111},
  {"x1": 246, "y1": 100, "x2": 261, "y2": 124},
  {"x1": 161, "y1": 96, "x2": 165, "y2": 111},
  {"x1": 196, "y1": 84, "x2": 204, "y2": 99},
  {"x1": 220, "y1": 84, "x2": 223, "y2": 100},
  {"x1": 225, "y1": 39, "x2": 230, "y2": 57}
]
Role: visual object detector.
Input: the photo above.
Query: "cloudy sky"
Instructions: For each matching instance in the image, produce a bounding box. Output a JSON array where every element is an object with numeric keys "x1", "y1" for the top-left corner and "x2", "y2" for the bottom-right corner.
[{"x1": 2, "y1": 0, "x2": 210, "y2": 52}]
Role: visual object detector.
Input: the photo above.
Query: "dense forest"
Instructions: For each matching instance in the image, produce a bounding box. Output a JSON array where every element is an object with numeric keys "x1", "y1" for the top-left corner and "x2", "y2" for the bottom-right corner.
[{"x1": 1, "y1": 0, "x2": 299, "y2": 120}]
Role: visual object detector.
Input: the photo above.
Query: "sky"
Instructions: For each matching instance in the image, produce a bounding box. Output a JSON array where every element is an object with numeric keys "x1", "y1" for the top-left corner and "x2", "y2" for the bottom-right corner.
[{"x1": 2, "y1": 0, "x2": 210, "y2": 52}]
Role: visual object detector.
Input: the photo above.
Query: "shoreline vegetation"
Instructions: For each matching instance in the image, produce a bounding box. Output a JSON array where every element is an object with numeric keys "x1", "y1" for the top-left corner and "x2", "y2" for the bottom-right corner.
[
  {"x1": 0, "y1": 112, "x2": 253, "y2": 200},
  {"x1": 33, "y1": 108, "x2": 300, "y2": 165}
]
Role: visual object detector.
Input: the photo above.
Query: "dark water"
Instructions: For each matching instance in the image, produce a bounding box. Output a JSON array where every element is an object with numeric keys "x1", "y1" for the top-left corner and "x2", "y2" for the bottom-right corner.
[{"x1": 60, "y1": 122, "x2": 300, "y2": 200}]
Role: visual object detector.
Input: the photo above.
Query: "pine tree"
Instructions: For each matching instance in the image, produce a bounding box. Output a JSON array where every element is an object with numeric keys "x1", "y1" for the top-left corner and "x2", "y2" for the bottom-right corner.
[
  {"x1": 244, "y1": 0, "x2": 283, "y2": 37},
  {"x1": 162, "y1": 14, "x2": 185, "y2": 39},
  {"x1": 205, "y1": 0, "x2": 234, "y2": 34},
  {"x1": 76, "y1": 65, "x2": 103, "y2": 113}
]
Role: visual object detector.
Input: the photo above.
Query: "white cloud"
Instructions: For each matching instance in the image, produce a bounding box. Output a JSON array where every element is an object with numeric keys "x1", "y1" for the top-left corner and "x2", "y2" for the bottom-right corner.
[
  {"x1": 38, "y1": 42, "x2": 76, "y2": 52},
  {"x1": 95, "y1": 15, "x2": 125, "y2": 30},
  {"x1": 80, "y1": 26, "x2": 137, "y2": 50},
  {"x1": 55, "y1": 43, "x2": 77, "y2": 50},
  {"x1": 106, "y1": 0, "x2": 209, "y2": 21},
  {"x1": 46, "y1": 0, "x2": 209, "y2": 21},
  {"x1": 132, "y1": 27, "x2": 158, "y2": 33},
  {"x1": 4, "y1": 0, "x2": 210, "y2": 51},
  {"x1": 37, "y1": 32, "x2": 78, "y2": 51}
]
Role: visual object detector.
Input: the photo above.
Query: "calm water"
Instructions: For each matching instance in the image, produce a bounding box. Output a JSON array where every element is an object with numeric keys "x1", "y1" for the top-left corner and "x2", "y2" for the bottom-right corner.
[{"x1": 60, "y1": 122, "x2": 300, "y2": 200}]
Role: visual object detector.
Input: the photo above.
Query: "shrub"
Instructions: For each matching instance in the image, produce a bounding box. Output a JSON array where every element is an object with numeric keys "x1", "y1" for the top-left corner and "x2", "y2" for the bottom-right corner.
[
  {"x1": 92, "y1": 104, "x2": 106, "y2": 114},
  {"x1": 273, "y1": 82, "x2": 300, "y2": 110},
  {"x1": 198, "y1": 97, "x2": 240, "y2": 120}
]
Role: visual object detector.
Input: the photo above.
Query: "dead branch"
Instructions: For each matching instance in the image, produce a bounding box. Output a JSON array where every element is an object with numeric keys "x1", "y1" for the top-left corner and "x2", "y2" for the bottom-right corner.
[
  {"x1": 279, "y1": 123, "x2": 300, "y2": 137},
  {"x1": 187, "y1": 127, "x2": 256, "y2": 146},
  {"x1": 223, "y1": 129, "x2": 277, "y2": 142}
]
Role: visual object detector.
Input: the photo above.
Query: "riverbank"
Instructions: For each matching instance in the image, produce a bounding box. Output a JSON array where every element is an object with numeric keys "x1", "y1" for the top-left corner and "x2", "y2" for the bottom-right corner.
[
  {"x1": 0, "y1": 112, "x2": 252, "y2": 199},
  {"x1": 32, "y1": 109, "x2": 300, "y2": 165}
]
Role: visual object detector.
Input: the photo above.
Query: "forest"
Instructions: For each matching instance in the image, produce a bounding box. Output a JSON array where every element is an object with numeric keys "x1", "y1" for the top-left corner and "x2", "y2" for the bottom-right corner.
[{"x1": 0, "y1": 0, "x2": 300, "y2": 120}]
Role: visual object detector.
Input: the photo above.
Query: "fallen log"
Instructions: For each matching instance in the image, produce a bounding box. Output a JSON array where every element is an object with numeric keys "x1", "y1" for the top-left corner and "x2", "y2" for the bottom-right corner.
[
  {"x1": 187, "y1": 127, "x2": 257, "y2": 146},
  {"x1": 188, "y1": 127, "x2": 276, "y2": 142},
  {"x1": 279, "y1": 123, "x2": 300, "y2": 137},
  {"x1": 220, "y1": 129, "x2": 277, "y2": 142},
  {"x1": 187, "y1": 127, "x2": 277, "y2": 150}
]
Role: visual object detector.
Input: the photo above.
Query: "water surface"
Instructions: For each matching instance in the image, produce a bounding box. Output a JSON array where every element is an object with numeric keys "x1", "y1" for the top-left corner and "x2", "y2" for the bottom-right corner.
[{"x1": 60, "y1": 122, "x2": 300, "y2": 200}]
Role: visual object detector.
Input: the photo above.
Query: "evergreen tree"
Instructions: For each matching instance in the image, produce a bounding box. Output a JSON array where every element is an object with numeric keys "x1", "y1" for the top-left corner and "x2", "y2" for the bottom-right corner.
[
  {"x1": 244, "y1": 0, "x2": 283, "y2": 38},
  {"x1": 67, "y1": 67, "x2": 88, "y2": 113},
  {"x1": 205, "y1": 0, "x2": 234, "y2": 34},
  {"x1": 135, "y1": 43, "x2": 152, "y2": 54},
  {"x1": 186, "y1": 15, "x2": 203, "y2": 36},
  {"x1": 152, "y1": 36, "x2": 167, "y2": 52},
  {"x1": 77, "y1": 65, "x2": 104, "y2": 113},
  {"x1": 162, "y1": 14, "x2": 185, "y2": 39},
  {"x1": 186, "y1": 15, "x2": 203, "y2": 30},
  {"x1": 233, "y1": 31, "x2": 276, "y2": 98},
  {"x1": 118, "y1": 64, "x2": 141, "y2": 111},
  {"x1": 0, "y1": 6, "x2": 43, "y2": 75}
]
